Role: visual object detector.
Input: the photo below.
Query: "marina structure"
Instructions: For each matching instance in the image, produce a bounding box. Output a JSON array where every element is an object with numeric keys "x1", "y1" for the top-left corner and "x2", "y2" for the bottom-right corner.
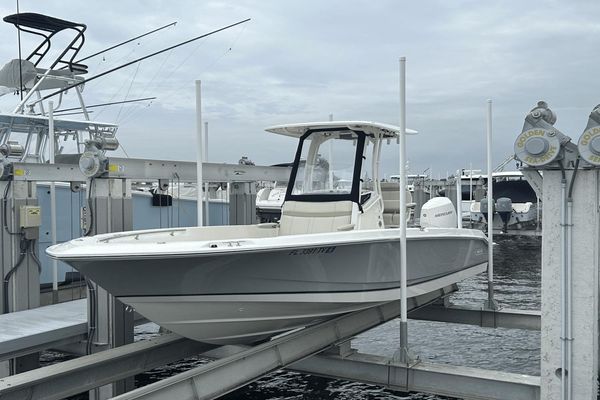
[{"x1": 0, "y1": 10, "x2": 597, "y2": 400}]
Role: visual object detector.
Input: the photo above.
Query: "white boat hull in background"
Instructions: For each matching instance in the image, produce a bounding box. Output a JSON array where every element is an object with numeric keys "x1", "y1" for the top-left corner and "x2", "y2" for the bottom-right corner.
[{"x1": 470, "y1": 201, "x2": 539, "y2": 229}]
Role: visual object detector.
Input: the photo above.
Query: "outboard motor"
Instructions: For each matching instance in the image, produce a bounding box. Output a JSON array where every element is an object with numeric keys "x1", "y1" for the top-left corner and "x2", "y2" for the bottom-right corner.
[
  {"x1": 420, "y1": 197, "x2": 457, "y2": 228},
  {"x1": 496, "y1": 197, "x2": 513, "y2": 232},
  {"x1": 479, "y1": 197, "x2": 495, "y2": 222}
]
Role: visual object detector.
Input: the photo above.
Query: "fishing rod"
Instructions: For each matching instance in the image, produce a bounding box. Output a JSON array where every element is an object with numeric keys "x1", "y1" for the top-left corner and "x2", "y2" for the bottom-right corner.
[
  {"x1": 54, "y1": 110, "x2": 95, "y2": 117},
  {"x1": 45, "y1": 96, "x2": 156, "y2": 114},
  {"x1": 72, "y1": 21, "x2": 177, "y2": 65},
  {"x1": 34, "y1": 18, "x2": 250, "y2": 105}
]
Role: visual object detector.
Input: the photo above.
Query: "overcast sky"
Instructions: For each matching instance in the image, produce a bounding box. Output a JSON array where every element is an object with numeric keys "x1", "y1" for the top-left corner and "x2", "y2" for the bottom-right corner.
[{"x1": 0, "y1": 0, "x2": 598, "y2": 178}]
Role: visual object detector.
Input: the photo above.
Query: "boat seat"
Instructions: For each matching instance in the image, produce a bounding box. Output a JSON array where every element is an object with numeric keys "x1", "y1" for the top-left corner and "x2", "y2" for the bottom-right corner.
[
  {"x1": 381, "y1": 182, "x2": 400, "y2": 212},
  {"x1": 380, "y1": 182, "x2": 414, "y2": 227},
  {"x1": 279, "y1": 200, "x2": 353, "y2": 235}
]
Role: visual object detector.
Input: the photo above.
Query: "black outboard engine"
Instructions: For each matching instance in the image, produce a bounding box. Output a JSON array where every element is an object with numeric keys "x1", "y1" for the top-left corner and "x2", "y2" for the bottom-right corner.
[
  {"x1": 480, "y1": 197, "x2": 495, "y2": 223},
  {"x1": 496, "y1": 197, "x2": 513, "y2": 232}
]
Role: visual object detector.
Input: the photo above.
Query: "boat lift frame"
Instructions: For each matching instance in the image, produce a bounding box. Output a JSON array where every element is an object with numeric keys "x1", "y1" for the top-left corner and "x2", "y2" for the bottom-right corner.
[
  {"x1": 0, "y1": 155, "x2": 290, "y2": 396},
  {"x1": 0, "y1": 149, "x2": 544, "y2": 400},
  {"x1": 0, "y1": 286, "x2": 541, "y2": 400}
]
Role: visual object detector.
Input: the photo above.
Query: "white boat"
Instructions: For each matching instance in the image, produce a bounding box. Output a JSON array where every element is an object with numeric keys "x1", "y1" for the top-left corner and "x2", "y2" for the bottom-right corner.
[
  {"x1": 468, "y1": 171, "x2": 540, "y2": 230},
  {"x1": 48, "y1": 121, "x2": 489, "y2": 344},
  {"x1": 256, "y1": 185, "x2": 286, "y2": 222},
  {"x1": 256, "y1": 169, "x2": 289, "y2": 222}
]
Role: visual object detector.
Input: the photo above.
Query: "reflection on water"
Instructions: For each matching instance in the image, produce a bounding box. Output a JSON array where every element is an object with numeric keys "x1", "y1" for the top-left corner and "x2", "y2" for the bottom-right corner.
[{"x1": 134, "y1": 236, "x2": 542, "y2": 399}]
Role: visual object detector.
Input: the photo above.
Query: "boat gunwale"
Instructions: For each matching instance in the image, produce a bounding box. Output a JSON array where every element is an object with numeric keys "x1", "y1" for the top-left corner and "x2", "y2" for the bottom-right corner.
[{"x1": 46, "y1": 227, "x2": 488, "y2": 261}]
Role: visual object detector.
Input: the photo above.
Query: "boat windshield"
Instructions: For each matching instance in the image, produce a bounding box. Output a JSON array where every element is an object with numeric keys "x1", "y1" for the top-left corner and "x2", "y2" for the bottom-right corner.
[{"x1": 288, "y1": 130, "x2": 363, "y2": 200}]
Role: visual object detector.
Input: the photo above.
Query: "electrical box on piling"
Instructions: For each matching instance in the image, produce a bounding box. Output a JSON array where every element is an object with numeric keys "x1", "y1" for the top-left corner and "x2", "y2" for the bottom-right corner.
[{"x1": 19, "y1": 205, "x2": 41, "y2": 228}]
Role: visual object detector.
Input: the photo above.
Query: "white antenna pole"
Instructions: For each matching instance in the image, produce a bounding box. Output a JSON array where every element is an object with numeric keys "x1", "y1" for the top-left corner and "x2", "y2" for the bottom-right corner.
[
  {"x1": 195, "y1": 80, "x2": 203, "y2": 227},
  {"x1": 456, "y1": 169, "x2": 462, "y2": 228},
  {"x1": 469, "y1": 162, "x2": 473, "y2": 202},
  {"x1": 469, "y1": 162, "x2": 473, "y2": 227},
  {"x1": 49, "y1": 100, "x2": 58, "y2": 301},
  {"x1": 429, "y1": 165, "x2": 433, "y2": 199},
  {"x1": 397, "y1": 56, "x2": 410, "y2": 363},
  {"x1": 486, "y1": 99, "x2": 496, "y2": 309},
  {"x1": 328, "y1": 114, "x2": 334, "y2": 189},
  {"x1": 204, "y1": 121, "x2": 209, "y2": 159},
  {"x1": 204, "y1": 121, "x2": 210, "y2": 227}
]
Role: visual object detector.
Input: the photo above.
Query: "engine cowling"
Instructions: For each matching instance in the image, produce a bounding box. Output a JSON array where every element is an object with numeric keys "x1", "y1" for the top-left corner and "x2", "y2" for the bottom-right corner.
[{"x1": 420, "y1": 197, "x2": 457, "y2": 228}]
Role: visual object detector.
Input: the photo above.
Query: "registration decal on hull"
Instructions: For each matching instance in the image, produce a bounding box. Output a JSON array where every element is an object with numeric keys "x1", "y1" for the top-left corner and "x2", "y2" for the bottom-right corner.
[{"x1": 288, "y1": 246, "x2": 336, "y2": 256}]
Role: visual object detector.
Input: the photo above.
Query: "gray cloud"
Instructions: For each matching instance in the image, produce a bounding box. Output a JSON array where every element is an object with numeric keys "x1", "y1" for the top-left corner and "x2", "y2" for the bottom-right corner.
[{"x1": 0, "y1": 0, "x2": 598, "y2": 176}]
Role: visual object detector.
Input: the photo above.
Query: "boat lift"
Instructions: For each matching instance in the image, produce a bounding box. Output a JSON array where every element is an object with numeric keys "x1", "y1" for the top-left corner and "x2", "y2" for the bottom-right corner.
[
  {"x1": 0, "y1": 145, "x2": 544, "y2": 400},
  {"x1": 0, "y1": 150, "x2": 291, "y2": 395},
  {"x1": 0, "y1": 285, "x2": 540, "y2": 400},
  {"x1": 0, "y1": 80, "x2": 545, "y2": 400}
]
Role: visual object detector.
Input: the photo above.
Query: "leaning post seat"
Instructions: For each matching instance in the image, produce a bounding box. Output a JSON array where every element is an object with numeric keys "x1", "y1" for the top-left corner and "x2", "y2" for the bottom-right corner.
[
  {"x1": 380, "y1": 182, "x2": 414, "y2": 227},
  {"x1": 278, "y1": 201, "x2": 354, "y2": 235}
]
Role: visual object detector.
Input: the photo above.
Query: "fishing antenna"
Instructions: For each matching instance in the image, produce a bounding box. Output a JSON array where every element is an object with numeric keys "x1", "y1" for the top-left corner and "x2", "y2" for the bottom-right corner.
[
  {"x1": 34, "y1": 18, "x2": 250, "y2": 105},
  {"x1": 73, "y1": 21, "x2": 177, "y2": 65},
  {"x1": 16, "y1": 0, "x2": 23, "y2": 100}
]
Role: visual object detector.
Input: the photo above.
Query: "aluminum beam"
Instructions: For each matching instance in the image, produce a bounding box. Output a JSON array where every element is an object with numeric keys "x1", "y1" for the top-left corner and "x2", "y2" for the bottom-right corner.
[
  {"x1": 292, "y1": 352, "x2": 540, "y2": 400},
  {"x1": 9, "y1": 159, "x2": 290, "y2": 183},
  {"x1": 110, "y1": 287, "x2": 453, "y2": 400},
  {"x1": 175, "y1": 343, "x2": 541, "y2": 400},
  {"x1": 409, "y1": 304, "x2": 541, "y2": 331},
  {"x1": 0, "y1": 334, "x2": 214, "y2": 400},
  {"x1": 88, "y1": 178, "x2": 135, "y2": 398},
  {"x1": 0, "y1": 288, "x2": 451, "y2": 400},
  {"x1": 105, "y1": 157, "x2": 290, "y2": 182},
  {"x1": 10, "y1": 162, "x2": 85, "y2": 182}
]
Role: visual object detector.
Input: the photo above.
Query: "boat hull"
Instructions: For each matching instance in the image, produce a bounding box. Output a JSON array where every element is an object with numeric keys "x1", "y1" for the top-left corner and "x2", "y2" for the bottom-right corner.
[
  {"x1": 58, "y1": 233, "x2": 488, "y2": 344},
  {"x1": 121, "y1": 263, "x2": 485, "y2": 344},
  {"x1": 470, "y1": 201, "x2": 539, "y2": 229}
]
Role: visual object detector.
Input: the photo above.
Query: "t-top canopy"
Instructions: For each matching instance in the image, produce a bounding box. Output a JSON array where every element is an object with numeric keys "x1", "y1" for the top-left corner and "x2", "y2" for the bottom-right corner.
[
  {"x1": 265, "y1": 121, "x2": 417, "y2": 139},
  {"x1": 3, "y1": 13, "x2": 85, "y2": 32}
]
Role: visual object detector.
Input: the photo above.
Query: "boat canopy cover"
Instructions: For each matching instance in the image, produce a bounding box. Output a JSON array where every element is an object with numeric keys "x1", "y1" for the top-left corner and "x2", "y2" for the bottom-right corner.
[
  {"x1": 0, "y1": 59, "x2": 85, "y2": 95},
  {"x1": 265, "y1": 121, "x2": 417, "y2": 139},
  {"x1": 3, "y1": 13, "x2": 84, "y2": 32},
  {"x1": 0, "y1": 59, "x2": 37, "y2": 92}
]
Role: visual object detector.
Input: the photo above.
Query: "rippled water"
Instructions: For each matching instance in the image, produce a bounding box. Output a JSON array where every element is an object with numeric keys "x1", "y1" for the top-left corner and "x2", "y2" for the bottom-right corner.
[{"x1": 132, "y1": 236, "x2": 542, "y2": 399}]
